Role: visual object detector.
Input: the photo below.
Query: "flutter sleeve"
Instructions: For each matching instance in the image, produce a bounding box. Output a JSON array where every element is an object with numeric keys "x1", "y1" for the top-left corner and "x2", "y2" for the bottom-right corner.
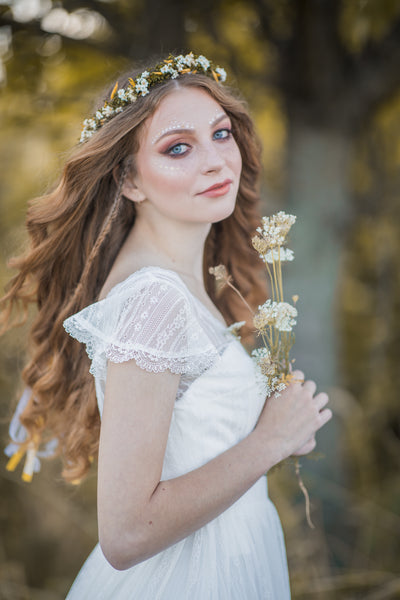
[{"x1": 63, "y1": 271, "x2": 220, "y2": 381}]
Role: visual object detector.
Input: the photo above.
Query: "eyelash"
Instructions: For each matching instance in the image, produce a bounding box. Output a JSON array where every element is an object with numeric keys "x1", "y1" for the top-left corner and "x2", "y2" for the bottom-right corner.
[{"x1": 165, "y1": 128, "x2": 233, "y2": 157}]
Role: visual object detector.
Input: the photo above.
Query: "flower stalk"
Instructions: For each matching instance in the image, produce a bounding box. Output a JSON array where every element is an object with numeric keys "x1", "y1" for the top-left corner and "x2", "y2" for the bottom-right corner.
[{"x1": 210, "y1": 211, "x2": 315, "y2": 528}]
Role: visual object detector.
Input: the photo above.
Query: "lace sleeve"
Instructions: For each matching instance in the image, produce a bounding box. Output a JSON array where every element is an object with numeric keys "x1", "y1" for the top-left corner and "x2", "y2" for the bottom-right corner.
[{"x1": 63, "y1": 272, "x2": 220, "y2": 380}]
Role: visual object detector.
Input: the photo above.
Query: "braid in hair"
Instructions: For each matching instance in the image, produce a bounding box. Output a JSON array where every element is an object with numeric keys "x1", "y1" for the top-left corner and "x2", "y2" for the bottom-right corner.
[{"x1": 65, "y1": 158, "x2": 131, "y2": 313}]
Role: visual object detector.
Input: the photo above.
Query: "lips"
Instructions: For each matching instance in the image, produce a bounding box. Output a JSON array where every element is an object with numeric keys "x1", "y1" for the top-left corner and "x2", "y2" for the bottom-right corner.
[{"x1": 198, "y1": 179, "x2": 233, "y2": 196}]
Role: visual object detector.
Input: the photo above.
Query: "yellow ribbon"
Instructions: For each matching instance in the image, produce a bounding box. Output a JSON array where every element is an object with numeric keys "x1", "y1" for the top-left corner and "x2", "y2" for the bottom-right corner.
[{"x1": 6, "y1": 432, "x2": 41, "y2": 483}]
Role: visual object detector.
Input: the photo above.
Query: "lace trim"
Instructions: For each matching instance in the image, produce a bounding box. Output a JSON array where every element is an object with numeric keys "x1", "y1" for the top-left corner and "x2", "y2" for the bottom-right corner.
[{"x1": 63, "y1": 316, "x2": 220, "y2": 380}]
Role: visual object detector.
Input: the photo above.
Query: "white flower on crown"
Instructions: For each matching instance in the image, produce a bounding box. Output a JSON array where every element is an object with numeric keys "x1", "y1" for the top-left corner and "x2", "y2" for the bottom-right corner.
[
  {"x1": 117, "y1": 89, "x2": 127, "y2": 100},
  {"x1": 175, "y1": 56, "x2": 188, "y2": 70},
  {"x1": 135, "y1": 77, "x2": 149, "y2": 95},
  {"x1": 215, "y1": 67, "x2": 227, "y2": 82},
  {"x1": 183, "y1": 53, "x2": 195, "y2": 66},
  {"x1": 161, "y1": 64, "x2": 174, "y2": 75},
  {"x1": 170, "y1": 69, "x2": 179, "y2": 79},
  {"x1": 95, "y1": 110, "x2": 103, "y2": 120},
  {"x1": 103, "y1": 105, "x2": 114, "y2": 117},
  {"x1": 83, "y1": 118, "x2": 96, "y2": 129},
  {"x1": 125, "y1": 88, "x2": 136, "y2": 101},
  {"x1": 196, "y1": 55, "x2": 210, "y2": 70}
]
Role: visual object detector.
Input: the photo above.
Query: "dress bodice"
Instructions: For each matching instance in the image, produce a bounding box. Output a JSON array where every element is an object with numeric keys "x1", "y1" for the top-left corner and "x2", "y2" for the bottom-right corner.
[{"x1": 63, "y1": 266, "x2": 267, "y2": 476}]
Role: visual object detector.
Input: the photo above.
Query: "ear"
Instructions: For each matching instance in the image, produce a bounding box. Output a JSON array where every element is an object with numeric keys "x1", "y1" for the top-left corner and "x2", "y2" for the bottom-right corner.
[
  {"x1": 121, "y1": 174, "x2": 147, "y2": 204},
  {"x1": 112, "y1": 164, "x2": 146, "y2": 204}
]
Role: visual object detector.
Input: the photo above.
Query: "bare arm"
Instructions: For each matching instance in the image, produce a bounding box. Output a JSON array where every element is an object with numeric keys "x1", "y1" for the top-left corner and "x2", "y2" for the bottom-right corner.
[{"x1": 98, "y1": 361, "x2": 331, "y2": 570}]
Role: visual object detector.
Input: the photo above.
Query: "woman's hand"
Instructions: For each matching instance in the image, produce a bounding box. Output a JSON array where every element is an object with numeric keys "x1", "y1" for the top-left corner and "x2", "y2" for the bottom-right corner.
[{"x1": 254, "y1": 370, "x2": 332, "y2": 465}]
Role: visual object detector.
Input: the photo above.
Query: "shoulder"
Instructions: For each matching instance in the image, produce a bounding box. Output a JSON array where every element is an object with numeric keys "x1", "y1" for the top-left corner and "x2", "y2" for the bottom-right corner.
[
  {"x1": 105, "y1": 266, "x2": 192, "y2": 306},
  {"x1": 63, "y1": 266, "x2": 220, "y2": 377}
]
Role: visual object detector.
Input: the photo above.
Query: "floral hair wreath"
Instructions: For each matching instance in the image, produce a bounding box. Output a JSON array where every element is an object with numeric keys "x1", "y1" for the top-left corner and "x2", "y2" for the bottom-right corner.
[{"x1": 80, "y1": 53, "x2": 227, "y2": 143}]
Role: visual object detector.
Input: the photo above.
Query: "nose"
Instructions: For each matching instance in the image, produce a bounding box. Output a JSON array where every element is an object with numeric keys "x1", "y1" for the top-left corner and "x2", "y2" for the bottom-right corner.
[{"x1": 200, "y1": 141, "x2": 225, "y2": 174}]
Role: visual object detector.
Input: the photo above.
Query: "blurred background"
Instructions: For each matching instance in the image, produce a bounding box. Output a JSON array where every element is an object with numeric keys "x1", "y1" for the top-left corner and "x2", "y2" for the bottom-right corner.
[{"x1": 0, "y1": 0, "x2": 400, "y2": 598}]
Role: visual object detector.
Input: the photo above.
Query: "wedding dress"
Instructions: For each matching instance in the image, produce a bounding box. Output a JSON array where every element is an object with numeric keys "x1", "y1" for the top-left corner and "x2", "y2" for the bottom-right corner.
[{"x1": 63, "y1": 266, "x2": 291, "y2": 599}]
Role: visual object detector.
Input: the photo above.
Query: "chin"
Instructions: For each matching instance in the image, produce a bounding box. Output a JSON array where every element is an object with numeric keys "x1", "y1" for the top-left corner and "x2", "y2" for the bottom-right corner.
[{"x1": 209, "y1": 197, "x2": 237, "y2": 223}]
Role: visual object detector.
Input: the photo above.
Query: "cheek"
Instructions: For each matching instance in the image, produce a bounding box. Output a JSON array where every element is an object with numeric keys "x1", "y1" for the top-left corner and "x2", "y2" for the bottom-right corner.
[{"x1": 145, "y1": 157, "x2": 195, "y2": 190}]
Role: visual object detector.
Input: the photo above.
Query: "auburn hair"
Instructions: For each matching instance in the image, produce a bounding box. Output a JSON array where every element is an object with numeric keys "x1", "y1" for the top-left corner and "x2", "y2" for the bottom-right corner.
[{"x1": 0, "y1": 69, "x2": 267, "y2": 482}]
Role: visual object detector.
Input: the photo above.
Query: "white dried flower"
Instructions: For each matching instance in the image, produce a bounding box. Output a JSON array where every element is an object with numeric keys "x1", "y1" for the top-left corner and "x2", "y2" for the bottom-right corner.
[
  {"x1": 263, "y1": 248, "x2": 294, "y2": 263},
  {"x1": 227, "y1": 321, "x2": 246, "y2": 338},
  {"x1": 260, "y1": 212, "x2": 297, "y2": 247},
  {"x1": 117, "y1": 89, "x2": 127, "y2": 100},
  {"x1": 274, "y1": 302, "x2": 297, "y2": 332},
  {"x1": 251, "y1": 347, "x2": 271, "y2": 362}
]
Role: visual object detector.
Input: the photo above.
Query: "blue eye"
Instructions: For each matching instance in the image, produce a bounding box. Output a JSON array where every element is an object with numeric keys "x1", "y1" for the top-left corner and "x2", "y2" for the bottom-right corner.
[
  {"x1": 213, "y1": 128, "x2": 232, "y2": 140},
  {"x1": 167, "y1": 143, "x2": 189, "y2": 156}
]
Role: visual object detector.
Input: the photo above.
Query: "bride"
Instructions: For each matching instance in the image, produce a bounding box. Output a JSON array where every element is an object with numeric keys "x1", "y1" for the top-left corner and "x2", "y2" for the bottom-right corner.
[{"x1": 2, "y1": 53, "x2": 331, "y2": 599}]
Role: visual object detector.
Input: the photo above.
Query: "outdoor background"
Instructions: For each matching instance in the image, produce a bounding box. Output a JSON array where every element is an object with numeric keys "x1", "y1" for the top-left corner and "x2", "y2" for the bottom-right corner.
[{"x1": 0, "y1": 0, "x2": 400, "y2": 598}]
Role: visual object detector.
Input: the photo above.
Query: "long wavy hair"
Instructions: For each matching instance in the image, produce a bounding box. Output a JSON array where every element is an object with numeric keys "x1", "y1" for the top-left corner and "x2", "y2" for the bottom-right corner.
[{"x1": 0, "y1": 67, "x2": 266, "y2": 482}]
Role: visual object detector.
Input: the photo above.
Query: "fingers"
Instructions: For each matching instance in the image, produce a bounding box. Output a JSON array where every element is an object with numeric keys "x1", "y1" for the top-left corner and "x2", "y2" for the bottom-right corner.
[
  {"x1": 291, "y1": 370, "x2": 304, "y2": 385},
  {"x1": 303, "y1": 379, "x2": 316, "y2": 395},
  {"x1": 314, "y1": 391, "x2": 329, "y2": 410},
  {"x1": 318, "y1": 408, "x2": 332, "y2": 427}
]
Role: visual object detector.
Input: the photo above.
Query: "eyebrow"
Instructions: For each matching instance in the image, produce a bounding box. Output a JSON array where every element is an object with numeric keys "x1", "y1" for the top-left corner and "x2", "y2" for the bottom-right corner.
[{"x1": 152, "y1": 113, "x2": 229, "y2": 145}]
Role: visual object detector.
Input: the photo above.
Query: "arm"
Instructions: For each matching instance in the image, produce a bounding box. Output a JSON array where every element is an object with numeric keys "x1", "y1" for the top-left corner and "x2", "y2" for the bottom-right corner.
[{"x1": 98, "y1": 361, "x2": 331, "y2": 570}]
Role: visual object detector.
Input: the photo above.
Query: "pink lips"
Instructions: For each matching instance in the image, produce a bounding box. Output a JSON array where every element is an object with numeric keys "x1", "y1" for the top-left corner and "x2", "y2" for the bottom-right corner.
[{"x1": 198, "y1": 179, "x2": 232, "y2": 197}]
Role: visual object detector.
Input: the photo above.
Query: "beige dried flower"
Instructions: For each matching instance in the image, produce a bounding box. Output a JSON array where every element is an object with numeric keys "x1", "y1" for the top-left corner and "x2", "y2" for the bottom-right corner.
[
  {"x1": 209, "y1": 265, "x2": 230, "y2": 283},
  {"x1": 251, "y1": 235, "x2": 269, "y2": 255}
]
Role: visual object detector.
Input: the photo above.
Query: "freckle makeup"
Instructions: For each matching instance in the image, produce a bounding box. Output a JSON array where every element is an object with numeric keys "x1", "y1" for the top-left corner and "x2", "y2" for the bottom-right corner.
[{"x1": 151, "y1": 157, "x2": 188, "y2": 173}]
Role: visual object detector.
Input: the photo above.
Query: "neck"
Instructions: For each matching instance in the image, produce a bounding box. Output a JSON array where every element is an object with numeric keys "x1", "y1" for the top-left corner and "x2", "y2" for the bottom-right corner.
[{"x1": 127, "y1": 213, "x2": 211, "y2": 285}]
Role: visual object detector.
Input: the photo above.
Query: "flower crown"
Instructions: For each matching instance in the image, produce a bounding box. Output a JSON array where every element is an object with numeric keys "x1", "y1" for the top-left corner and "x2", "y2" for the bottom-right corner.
[{"x1": 80, "y1": 53, "x2": 227, "y2": 143}]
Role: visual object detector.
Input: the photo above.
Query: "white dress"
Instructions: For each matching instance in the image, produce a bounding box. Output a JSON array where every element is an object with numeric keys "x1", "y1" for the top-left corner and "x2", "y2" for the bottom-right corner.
[{"x1": 63, "y1": 266, "x2": 291, "y2": 600}]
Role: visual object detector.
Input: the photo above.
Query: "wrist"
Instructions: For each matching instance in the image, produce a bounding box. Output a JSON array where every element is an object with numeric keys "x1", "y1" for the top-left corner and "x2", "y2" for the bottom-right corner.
[{"x1": 248, "y1": 428, "x2": 287, "y2": 474}]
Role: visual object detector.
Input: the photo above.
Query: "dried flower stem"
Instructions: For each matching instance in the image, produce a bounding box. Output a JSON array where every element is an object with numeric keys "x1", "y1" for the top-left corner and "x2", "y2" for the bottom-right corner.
[
  {"x1": 295, "y1": 459, "x2": 315, "y2": 529},
  {"x1": 225, "y1": 280, "x2": 255, "y2": 317}
]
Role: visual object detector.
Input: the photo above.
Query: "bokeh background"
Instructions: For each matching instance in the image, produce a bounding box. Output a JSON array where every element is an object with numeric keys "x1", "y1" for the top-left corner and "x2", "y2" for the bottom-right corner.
[{"x1": 1, "y1": 0, "x2": 400, "y2": 598}]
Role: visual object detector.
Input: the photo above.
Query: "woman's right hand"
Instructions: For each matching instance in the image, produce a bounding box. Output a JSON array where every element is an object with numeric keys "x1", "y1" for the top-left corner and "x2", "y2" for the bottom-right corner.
[{"x1": 254, "y1": 369, "x2": 332, "y2": 466}]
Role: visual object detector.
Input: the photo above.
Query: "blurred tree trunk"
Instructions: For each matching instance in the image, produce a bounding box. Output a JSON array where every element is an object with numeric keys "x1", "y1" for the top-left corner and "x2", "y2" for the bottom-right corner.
[
  {"x1": 251, "y1": 0, "x2": 400, "y2": 388},
  {"x1": 285, "y1": 126, "x2": 351, "y2": 389}
]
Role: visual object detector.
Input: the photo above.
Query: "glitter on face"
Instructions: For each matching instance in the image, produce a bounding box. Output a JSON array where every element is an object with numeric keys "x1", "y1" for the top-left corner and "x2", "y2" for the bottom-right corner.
[
  {"x1": 151, "y1": 120, "x2": 195, "y2": 145},
  {"x1": 209, "y1": 110, "x2": 226, "y2": 126}
]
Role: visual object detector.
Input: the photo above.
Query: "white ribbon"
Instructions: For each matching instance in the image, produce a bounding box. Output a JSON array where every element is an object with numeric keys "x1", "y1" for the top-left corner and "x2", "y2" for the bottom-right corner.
[{"x1": 4, "y1": 387, "x2": 58, "y2": 473}]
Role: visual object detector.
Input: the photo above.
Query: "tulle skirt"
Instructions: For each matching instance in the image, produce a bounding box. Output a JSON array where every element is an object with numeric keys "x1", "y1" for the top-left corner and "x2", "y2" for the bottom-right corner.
[{"x1": 66, "y1": 478, "x2": 290, "y2": 599}]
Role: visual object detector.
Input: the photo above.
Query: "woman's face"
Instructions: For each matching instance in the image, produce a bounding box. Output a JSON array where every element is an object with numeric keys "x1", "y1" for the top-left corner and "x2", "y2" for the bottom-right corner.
[{"x1": 129, "y1": 86, "x2": 242, "y2": 227}]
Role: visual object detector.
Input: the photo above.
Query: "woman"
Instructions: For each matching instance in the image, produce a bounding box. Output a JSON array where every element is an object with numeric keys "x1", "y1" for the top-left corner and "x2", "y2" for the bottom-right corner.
[{"x1": 2, "y1": 53, "x2": 332, "y2": 599}]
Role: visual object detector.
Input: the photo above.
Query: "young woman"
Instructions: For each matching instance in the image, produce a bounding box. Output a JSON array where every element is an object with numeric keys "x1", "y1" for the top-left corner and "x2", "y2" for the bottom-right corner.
[{"x1": 2, "y1": 53, "x2": 332, "y2": 599}]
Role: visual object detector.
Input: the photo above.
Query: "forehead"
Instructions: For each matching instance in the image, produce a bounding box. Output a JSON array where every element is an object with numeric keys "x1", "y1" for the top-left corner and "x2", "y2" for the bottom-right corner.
[{"x1": 144, "y1": 87, "x2": 226, "y2": 137}]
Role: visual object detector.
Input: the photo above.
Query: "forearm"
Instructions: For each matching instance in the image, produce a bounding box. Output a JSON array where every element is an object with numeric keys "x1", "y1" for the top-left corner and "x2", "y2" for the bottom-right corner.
[{"x1": 105, "y1": 430, "x2": 278, "y2": 569}]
